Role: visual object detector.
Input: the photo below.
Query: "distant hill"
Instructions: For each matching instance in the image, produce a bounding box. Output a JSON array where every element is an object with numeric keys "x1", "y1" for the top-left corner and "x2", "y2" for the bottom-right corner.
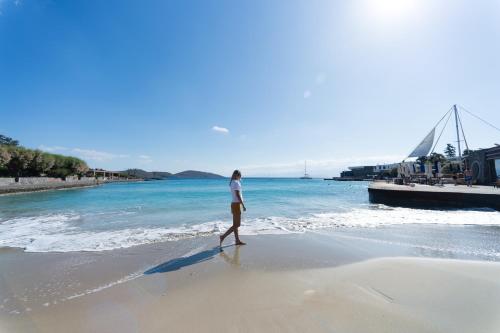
[
  {"x1": 120, "y1": 169, "x2": 172, "y2": 180},
  {"x1": 151, "y1": 171, "x2": 173, "y2": 179},
  {"x1": 120, "y1": 169, "x2": 224, "y2": 180},
  {"x1": 170, "y1": 170, "x2": 225, "y2": 179}
]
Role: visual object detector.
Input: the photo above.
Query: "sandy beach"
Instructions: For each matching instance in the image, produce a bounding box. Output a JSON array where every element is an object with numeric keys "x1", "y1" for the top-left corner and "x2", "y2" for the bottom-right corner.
[
  {"x1": 1, "y1": 231, "x2": 500, "y2": 333},
  {"x1": 2, "y1": 0, "x2": 500, "y2": 331}
]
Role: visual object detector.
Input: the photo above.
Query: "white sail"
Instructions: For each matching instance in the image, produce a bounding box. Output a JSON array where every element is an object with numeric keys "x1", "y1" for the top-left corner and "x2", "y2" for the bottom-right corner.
[{"x1": 408, "y1": 128, "x2": 435, "y2": 158}]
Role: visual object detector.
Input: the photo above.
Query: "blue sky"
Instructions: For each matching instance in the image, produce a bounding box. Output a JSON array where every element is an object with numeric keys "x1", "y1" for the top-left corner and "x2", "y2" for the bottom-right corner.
[{"x1": 1, "y1": 0, "x2": 499, "y2": 177}]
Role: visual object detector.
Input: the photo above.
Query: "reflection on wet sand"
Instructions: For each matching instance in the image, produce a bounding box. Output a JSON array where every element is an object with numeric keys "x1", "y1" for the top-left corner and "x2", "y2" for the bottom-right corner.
[{"x1": 220, "y1": 245, "x2": 241, "y2": 267}]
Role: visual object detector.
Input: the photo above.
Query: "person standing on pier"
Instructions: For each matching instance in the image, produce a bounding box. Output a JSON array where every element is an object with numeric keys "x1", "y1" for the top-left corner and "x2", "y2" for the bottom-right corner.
[{"x1": 464, "y1": 168, "x2": 472, "y2": 187}]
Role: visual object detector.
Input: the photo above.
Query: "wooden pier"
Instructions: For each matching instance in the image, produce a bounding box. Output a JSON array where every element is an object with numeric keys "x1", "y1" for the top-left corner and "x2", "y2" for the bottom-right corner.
[{"x1": 368, "y1": 181, "x2": 500, "y2": 211}]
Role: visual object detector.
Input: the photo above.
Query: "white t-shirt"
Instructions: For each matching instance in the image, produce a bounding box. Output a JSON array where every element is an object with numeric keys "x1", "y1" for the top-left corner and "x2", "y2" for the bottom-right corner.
[{"x1": 230, "y1": 180, "x2": 243, "y2": 203}]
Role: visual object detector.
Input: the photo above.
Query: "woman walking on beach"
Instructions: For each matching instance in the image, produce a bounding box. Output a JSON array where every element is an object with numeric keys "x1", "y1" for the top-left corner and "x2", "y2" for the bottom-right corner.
[{"x1": 220, "y1": 170, "x2": 246, "y2": 246}]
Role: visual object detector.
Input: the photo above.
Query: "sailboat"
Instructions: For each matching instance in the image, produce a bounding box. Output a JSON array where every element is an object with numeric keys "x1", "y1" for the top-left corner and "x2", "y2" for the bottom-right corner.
[
  {"x1": 406, "y1": 104, "x2": 469, "y2": 165},
  {"x1": 300, "y1": 161, "x2": 312, "y2": 179}
]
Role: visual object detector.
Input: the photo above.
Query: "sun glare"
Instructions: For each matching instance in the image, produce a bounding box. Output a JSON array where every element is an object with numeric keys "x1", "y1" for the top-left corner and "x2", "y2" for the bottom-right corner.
[{"x1": 365, "y1": 0, "x2": 420, "y2": 24}]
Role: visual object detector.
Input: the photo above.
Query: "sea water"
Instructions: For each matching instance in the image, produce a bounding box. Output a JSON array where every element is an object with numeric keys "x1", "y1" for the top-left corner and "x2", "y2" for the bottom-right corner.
[{"x1": 0, "y1": 179, "x2": 499, "y2": 254}]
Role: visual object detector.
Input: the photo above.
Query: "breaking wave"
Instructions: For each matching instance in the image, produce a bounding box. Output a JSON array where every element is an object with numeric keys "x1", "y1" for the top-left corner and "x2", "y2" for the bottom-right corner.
[{"x1": 1, "y1": 206, "x2": 499, "y2": 252}]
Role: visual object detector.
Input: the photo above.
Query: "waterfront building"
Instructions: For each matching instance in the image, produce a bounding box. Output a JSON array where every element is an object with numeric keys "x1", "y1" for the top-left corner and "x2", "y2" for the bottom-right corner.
[
  {"x1": 340, "y1": 166, "x2": 376, "y2": 179},
  {"x1": 373, "y1": 163, "x2": 399, "y2": 173},
  {"x1": 465, "y1": 146, "x2": 500, "y2": 185}
]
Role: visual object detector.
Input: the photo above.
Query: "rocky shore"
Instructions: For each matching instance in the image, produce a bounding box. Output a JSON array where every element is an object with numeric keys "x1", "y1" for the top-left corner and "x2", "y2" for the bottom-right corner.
[{"x1": 0, "y1": 177, "x2": 143, "y2": 195}]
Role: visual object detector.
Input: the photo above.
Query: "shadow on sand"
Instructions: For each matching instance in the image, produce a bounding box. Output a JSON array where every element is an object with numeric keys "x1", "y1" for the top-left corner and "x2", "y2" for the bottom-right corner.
[{"x1": 144, "y1": 245, "x2": 234, "y2": 275}]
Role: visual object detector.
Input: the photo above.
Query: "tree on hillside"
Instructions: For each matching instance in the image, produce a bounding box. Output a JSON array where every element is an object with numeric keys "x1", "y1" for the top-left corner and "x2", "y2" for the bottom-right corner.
[
  {"x1": 0, "y1": 137, "x2": 89, "y2": 178},
  {"x1": 65, "y1": 157, "x2": 89, "y2": 175},
  {"x1": 27, "y1": 150, "x2": 44, "y2": 176},
  {"x1": 463, "y1": 149, "x2": 473, "y2": 156},
  {"x1": 416, "y1": 156, "x2": 427, "y2": 164},
  {"x1": 46, "y1": 154, "x2": 88, "y2": 177},
  {"x1": 0, "y1": 146, "x2": 11, "y2": 165},
  {"x1": 27, "y1": 150, "x2": 56, "y2": 176},
  {"x1": 48, "y1": 154, "x2": 72, "y2": 177},
  {"x1": 429, "y1": 152, "x2": 447, "y2": 164},
  {"x1": 416, "y1": 153, "x2": 446, "y2": 166},
  {"x1": 7, "y1": 148, "x2": 34, "y2": 177},
  {"x1": 40, "y1": 153, "x2": 56, "y2": 174},
  {"x1": 444, "y1": 144, "x2": 456, "y2": 159},
  {"x1": 0, "y1": 134, "x2": 19, "y2": 146},
  {"x1": 0, "y1": 145, "x2": 12, "y2": 175}
]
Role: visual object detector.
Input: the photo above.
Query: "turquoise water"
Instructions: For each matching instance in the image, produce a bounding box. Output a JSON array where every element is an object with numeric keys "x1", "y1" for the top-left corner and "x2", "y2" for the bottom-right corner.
[
  {"x1": 0, "y1": 178, "x2": 367, "y2": 229},
  {"x1": 1, "y1": 178, "x2": 500, "y2": 252}
]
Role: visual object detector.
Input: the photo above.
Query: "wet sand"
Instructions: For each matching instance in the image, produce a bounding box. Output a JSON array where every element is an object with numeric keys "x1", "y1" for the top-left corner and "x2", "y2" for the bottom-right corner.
[{"x1": 1, "y1": 232, "x2": 500, "y2": 332}]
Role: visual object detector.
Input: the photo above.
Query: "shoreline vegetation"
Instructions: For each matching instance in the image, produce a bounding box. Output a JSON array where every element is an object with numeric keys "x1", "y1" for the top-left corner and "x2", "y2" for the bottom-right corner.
[
  {"x1": 0, "y1": 177, "x2": 145, "y2": 196},
  {"x1": 0, "y1": 135, "x2": 88, "y2": 179},
  {"x1": 0, "y1": 134, "x2": 224, "y2": 195},
  {"x1": 0, "y1": 170, "x2": 226, "y2": 196}
]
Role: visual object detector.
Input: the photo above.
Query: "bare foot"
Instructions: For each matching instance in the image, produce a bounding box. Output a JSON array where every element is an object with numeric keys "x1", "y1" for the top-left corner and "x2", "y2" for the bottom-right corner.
[
  {"x1": 235, "y1": 241, "x2": 246, "y2": 246},
  {"x1": 219, "y1": 235, "x2": 223, "y2": 247}
]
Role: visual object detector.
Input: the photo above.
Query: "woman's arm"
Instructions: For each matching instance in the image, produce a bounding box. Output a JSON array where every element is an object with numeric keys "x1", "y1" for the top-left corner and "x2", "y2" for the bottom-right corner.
[{"x1": 235, "y1": 190, "x2": 246, "y2": 211}]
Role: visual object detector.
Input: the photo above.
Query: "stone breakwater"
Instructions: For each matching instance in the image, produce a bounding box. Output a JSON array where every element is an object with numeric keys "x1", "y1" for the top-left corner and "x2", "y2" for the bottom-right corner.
[{"x1": 0, "y1": 177, "x2": 100, "y2": 195}]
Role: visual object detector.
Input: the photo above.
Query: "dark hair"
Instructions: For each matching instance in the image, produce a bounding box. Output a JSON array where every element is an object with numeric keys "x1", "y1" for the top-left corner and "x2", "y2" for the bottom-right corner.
[{"x1": 229, "y1": 169, "x2": 242, "y2": 185}]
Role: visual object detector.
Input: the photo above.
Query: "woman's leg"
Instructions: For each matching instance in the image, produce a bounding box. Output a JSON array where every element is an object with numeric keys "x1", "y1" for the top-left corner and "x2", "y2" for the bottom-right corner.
[
  {"x1": 233, "y1": 213, "x2": 246, "y2": 245},
  {"x1": 221, "y1": 205, "x2": 246, "y2": 246},
  {"x1": 221, "y1": 204, "x2": 238, "y2": 246},
  {"x1": 220, "y1": 226, "x2": 234, "y2": 246}
]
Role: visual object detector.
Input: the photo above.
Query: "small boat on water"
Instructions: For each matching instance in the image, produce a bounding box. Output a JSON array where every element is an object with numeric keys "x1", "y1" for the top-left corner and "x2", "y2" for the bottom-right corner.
[{"x1": 300, "y1": 161, "x2": 312, "y2": 179}]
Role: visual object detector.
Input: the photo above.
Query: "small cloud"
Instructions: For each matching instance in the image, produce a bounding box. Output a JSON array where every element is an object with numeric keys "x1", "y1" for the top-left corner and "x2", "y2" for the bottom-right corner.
[
  {"x1": 72, "y1": 148, "x2": 129, "y2": 161},
  {"x1": 40, "y1": 145, "x2": 131, "y2": 162},
  {"x1": 0, "y1": 0, "x2": 21, "y2": 14},
  {"x1": 303, "y1": 90, "x2": 312, "y2": 99},
  {"x1": 315, "y1": 73, "x2": 326, "y2": 85},
  {"x1": 212, "y1": 126, "x2": 229, "y2": 134},
  {"x1": 138, "y1": 155, "x2": 153, "y2": 164},
  {"x1": 39, "y1": 145, "x2": 68, "y2": 152}
]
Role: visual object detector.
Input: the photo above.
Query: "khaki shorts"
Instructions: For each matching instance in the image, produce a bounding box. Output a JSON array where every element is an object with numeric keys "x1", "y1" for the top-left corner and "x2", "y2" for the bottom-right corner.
[{"x1": 231, "y1": 202, "x2": 241, "y2": 215}]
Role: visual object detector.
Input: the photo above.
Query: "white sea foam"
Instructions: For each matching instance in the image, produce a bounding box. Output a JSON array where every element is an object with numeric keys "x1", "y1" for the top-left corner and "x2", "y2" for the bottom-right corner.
[
  {"x1": 64, "y1": 270, "x2": 144, "y2": 301},
  {"x1": 332, "y1": 233, "x2": 500, "y2": 260},
  {"x1": 0, "y1": 207, "x2": 499, "y2": 252}
]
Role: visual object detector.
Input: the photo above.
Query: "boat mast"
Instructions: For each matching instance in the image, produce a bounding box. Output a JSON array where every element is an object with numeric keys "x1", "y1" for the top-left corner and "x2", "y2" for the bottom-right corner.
[
  {"x1": 453, "y1": 104, "x2": 462, "y2": 161},
  {"x1": 304, "y1": 161, "x2": 307, "y2": 175}
]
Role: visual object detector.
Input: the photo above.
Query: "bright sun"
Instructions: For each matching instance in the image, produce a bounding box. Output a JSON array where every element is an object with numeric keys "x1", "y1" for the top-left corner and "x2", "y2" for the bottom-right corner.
[{"x1": 365, "y1": 0, "x2": 419, "y2": 23}]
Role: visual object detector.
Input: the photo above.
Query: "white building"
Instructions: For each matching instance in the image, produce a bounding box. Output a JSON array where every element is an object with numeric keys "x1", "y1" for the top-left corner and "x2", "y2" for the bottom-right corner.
[{"x1": 373, "y1": 163, "x2": 399, "y2": 173}]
